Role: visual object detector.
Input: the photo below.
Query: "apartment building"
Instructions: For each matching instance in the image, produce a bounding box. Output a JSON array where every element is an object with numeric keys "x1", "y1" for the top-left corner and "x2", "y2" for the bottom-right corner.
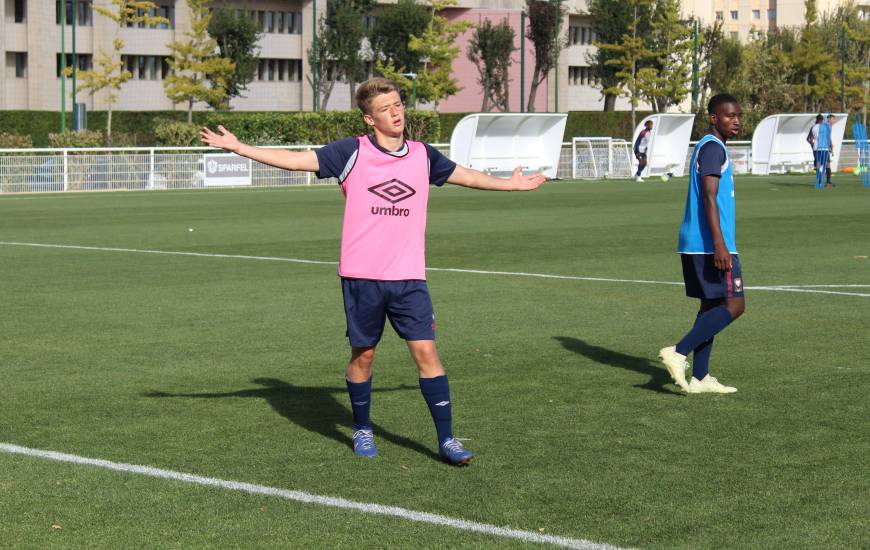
[
  {"x1": 1, "y1": 0, "x2": 863, "y2": 114},
  {"x1": 1, "y1": 0, "x2": 311, "y2": 112}
]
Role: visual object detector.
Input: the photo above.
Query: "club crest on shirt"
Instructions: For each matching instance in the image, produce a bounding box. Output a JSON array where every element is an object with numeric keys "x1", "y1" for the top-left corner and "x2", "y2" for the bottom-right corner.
[{"x1": 734, "y1": 277, "x2": 743, "y2": 292}]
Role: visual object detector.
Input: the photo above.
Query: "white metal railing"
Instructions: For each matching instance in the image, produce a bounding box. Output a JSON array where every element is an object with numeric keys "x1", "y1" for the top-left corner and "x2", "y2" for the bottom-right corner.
[
  {"x1": 0, "y1": 145, "x2": 329, "y2": 194},
  {"x1": 0, "y1": 140, "x2": 864, "y2": 193}
]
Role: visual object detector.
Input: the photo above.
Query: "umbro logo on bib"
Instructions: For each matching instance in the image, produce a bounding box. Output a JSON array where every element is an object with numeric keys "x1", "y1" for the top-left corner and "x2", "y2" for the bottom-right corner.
[{"x1": 368, "y1": 179, "x2": 416, "y2": 204}]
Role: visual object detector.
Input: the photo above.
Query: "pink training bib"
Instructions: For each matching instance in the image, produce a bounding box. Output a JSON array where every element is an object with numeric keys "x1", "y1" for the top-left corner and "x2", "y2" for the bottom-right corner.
[{"x1": 338, "y1": 136, "x2": 431, "y2": 280}]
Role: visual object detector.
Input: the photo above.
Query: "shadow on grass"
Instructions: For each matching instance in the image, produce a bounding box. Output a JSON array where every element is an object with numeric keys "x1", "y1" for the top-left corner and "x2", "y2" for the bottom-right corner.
[
  {"x1": 553, "y1": 336, "x2": 681, "y2": 395},
  {"x1": 145, "y1": 377, "x2": 438, "y2": 459}
]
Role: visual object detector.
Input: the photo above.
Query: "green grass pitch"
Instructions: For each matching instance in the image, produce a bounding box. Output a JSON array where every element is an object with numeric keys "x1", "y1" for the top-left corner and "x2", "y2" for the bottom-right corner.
[{"x1": 0, "y1": 174, "x2": 867, "y2": 549}]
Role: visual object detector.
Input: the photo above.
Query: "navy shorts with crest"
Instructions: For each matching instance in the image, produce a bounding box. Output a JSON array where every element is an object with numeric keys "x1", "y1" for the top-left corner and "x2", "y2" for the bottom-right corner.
[{"x1": 680, "y1": 254, "x2": 744, "y2": 299}]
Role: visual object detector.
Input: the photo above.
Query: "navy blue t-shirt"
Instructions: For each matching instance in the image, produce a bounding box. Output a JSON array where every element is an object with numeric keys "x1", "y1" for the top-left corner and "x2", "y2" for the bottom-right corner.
[
  {"x1": 697, "y1": 141, "x2": 726, "y2": 178},
  {"x1": 315, "y1": 135, "x2": 456, "y2": 186}
]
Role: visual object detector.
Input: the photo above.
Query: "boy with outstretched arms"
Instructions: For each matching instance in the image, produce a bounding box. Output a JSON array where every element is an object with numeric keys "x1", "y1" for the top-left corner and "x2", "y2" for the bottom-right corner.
[
  {"x1": 201, "y1": 78, "x2": 546, "y2": 464},
  {"x1": 658, "y1": 93, "x2": 746, "y2": 394}
]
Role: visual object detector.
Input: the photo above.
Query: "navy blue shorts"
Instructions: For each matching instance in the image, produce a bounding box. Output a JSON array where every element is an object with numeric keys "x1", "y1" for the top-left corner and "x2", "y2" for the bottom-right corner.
[
  {"x1": 681, "y1": 254, "x2": 745, "y2": 299},
  {"x1": 341, "y1": 278, "x2": 436, "y2": 348}
]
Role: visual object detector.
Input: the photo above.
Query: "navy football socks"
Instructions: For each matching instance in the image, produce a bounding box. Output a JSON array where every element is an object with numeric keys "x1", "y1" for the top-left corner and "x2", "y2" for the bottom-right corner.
[
  {"x1": 419, "y1": 375, "x2": 453, "y2": 444},
  {"x1": 346, "y1": 376, "x2": 373, "y2": 430},
  {"x1": 675, "y1": 306, "x2": 733, "y2": 357},
  {"x1": 692, "y1": 337, "x2": 714, "y2": 381}
]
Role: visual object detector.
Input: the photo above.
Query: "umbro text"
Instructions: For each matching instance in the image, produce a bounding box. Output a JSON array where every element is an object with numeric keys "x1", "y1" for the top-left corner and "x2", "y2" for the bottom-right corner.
[{"x1": 371, "y1": 205, "x2": 410, "y2": 217}]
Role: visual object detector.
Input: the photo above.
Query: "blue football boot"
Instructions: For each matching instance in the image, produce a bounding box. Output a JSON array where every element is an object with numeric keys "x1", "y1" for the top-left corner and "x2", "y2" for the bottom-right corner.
[
  {"x1": 352, "y1": 429, "x2": 377, "y2": 458},
  {"x1": 439, "y1": 437, "x2": 474, "y2": 465}
]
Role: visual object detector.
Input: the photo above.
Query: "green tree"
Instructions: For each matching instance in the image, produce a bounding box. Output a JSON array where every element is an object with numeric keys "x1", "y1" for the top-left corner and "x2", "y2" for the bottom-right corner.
[
  {"x1": 467, "y1": 19, "x2": 516, "y2": 112},
  {"x1": 524, "y1": 0, "x2": 566, "y2": 112},
  {"x1": 639, "y1": 0, "x2": 693, "y2": 112},
  {"x1": 207, "y1": 8, "x2": 262, "y2": 106},
  {"x1": 371, "y1": 0, "x2": 430, "y2": 74},
  {"x1": 379, "y1": 0, "x2": 471, "y2": 109},
  {"x1": 164, "y1": 0, "x2": 236, "y2": 122},
  {"x1": 820, "y1": 4, "x2": 870, "y2": 121},
  {"x1": 791, "y1": 0, "x2": 838, "y2": 112},
  {"x1": 598, "y1": 0, "x2": 654, "y2": 128},
  {"x1": 696, "y1": 21, "x2": 725, "y2": 112},
  {"x1": 307, "y1": 14, "x2": 337, "y2": 109},
  {"x1": 587, "y1": 0, "x2": 633, "y2": 111},
  {"x1": 70, "y1": 1, "x2": 167, "y2": 142},
  {"x1": 307, "y1": 0, "x2": 374, "y2": 109}
]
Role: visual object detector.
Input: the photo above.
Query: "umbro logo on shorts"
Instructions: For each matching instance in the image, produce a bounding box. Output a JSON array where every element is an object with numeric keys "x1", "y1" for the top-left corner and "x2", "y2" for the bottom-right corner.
[
  {"x1": 434, "y1": 401, "x2": 450, "y2": 407},
  {"x1": 368, "y1": 179, "x2": 416, "y2": 204}
]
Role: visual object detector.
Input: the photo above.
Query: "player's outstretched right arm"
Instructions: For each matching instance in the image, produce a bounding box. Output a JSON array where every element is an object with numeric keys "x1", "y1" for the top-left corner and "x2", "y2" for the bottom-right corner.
[{"x1": 200, "y1": 125, "x2": 320, "y2": 172}]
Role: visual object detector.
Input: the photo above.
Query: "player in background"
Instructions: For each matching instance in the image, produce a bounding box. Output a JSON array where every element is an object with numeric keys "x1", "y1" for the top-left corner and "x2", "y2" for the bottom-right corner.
[
  {"x1": 658, "y1": 94, "x2": 745, "y2": 394},
  {"x1": 814, "y1": 114, "x2": 835, "y2": 189},
  {"x1": 200, "y1": 78, "x2": 547, "y2": 465},
  {"x1": 634, "y1": 120, "x2": 653, "y2": 182},
  {"x1": 807, "y1": 114, "x2": 823, "y2": 175},
  {"x1": 822, "y1": 114, "x2": 836, "y2": 188}
]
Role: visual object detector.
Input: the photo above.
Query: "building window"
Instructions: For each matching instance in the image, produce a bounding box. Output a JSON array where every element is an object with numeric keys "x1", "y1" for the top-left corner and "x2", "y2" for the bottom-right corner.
[
  {"x1": 752, "y1": 9, "x2": 761, "y2": 19},
  {"x1": 148, "y1": 56, "x2": 157, "y2": 80},
  {"x1": 56, "y1": 54, "x2": 92, "y2": 77},
  {"x1": 767, "y1": 9, "x2": 776, "y2": 19},
  {"x1": 267, "y1": 11, "x2": 275, "y2": 33},
  {"x1": 157, "y1": 5, "x2": 174, "y2": 29},
  {"x1": 715, "y1": 11, "x2": 723, "y2": 21},
  {"x1": 120, "y1": 55, "x2": 170, "y2": 80},
  {"x1": 730, "y1": 10, "x2": 738, "y2": 20},
  {"x1": 258, "y1": 11, "x2": 266, "y2": 31},
  {"x1": 15, "y1": 53, "x2": 28, "y2": 78},
  {"x1": 277, "y1": 11, "x2": 285, "y2": 33},
  {"x1": 56, "y1": 0, "x2": 93, "y2": 26},
  {"x1": 568, "y1": 66, "x2": 596, "y2": 86},
  {"x1": 291, "y1": 11, "x2": 302, "y2": 33},
  {"x1": 291, "y1": 60, "x2": 302, "y2": 81},
  {"x1": 124, "y1": 4, "x2": 173, "y2": 28},
  {"x1": 362, "y1": 15, "x2": 377, "y2": 32},
  {"x1": 256, "y1": 59, "x2": 303, "y2": 81},
  {"x1": 14, "y1": 0, "x2": 26, "y2": 23}
]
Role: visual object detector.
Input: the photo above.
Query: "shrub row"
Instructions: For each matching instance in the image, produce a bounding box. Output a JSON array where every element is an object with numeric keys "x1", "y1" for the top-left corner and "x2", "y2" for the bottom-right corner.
[
  {"x1": 0, "y1": 110, "x2": 440, "y2": 147},
  {"x1": 1, "y1": 108, "x2": 857, "y2": 147}
]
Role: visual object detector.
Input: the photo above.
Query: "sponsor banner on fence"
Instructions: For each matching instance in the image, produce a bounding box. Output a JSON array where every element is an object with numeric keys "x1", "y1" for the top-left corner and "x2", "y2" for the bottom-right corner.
[{"x1": 203, "y1": 154, "x2": 252, "y2": 187}]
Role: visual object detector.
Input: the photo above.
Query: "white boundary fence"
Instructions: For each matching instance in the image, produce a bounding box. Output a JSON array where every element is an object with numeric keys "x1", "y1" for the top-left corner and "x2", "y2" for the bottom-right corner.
[
  {"x1": 0, "y1": 145, "x2": 329, "y2": 194},
  {"x1": 0, "y1": 140, "x2": 864, "y2": 193}
]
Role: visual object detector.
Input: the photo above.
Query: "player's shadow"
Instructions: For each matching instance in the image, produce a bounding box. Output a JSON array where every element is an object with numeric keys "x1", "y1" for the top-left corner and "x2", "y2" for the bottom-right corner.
[
  {"x1": 553, "y1": 336, "x2": 680, "y2": 395},
  {"x1": 145, "y1": 377, "x2": 437, "y2": 459}
]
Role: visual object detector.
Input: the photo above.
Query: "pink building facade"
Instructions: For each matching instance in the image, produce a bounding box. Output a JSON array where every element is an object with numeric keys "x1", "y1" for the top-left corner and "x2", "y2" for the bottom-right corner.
[{"x1": 438, "y1": 8, "x2": 548, "y2": 113}]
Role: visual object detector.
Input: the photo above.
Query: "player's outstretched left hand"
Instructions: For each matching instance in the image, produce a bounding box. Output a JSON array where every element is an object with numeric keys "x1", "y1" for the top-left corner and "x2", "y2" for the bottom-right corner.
[{"x1": 510, "y1": 166, "x2": 548, "y2": 191}]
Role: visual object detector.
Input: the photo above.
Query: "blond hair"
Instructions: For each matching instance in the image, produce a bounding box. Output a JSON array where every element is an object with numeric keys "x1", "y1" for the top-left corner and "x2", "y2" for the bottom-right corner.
[{"x1": 355, "y1": 77, "x2": 400, "y2": 114}]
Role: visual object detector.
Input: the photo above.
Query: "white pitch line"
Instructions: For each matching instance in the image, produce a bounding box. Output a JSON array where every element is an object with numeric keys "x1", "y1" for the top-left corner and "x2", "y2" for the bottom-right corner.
[
  {"x1": 1, "y1": 241, "x2": 867, "y2": 297},
  {"x1": 0, "y1": 443, "x2": 626, "y2": 550}
]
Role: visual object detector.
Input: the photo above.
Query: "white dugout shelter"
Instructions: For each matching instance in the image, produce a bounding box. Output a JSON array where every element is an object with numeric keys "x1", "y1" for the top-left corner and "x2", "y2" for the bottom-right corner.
[
  {"x1": 631, "y1": 114, "x2": 695, "y2": 177},
  {"x1": 449, "y1": 113, "x2": 567, "y2": 179},
  {"x1": 751, "y1": 113, "x2": 848, "y2": 174}
]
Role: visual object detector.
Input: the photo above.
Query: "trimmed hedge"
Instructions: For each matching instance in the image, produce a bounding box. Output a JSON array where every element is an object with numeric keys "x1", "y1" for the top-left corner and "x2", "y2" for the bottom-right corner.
[
  {"x1": 201, "y1": 110, "x2": 440, "y2": 145},
  {"x1": 0, "y1": 108, "x2": 856, "y2": 147},
  {"x1": 0, "y1": 110, "x2": 439, "y2": 147}
]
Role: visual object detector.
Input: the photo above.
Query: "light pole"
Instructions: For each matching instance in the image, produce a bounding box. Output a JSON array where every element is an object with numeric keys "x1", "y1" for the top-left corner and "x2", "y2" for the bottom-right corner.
[
  {"x1": 400, "y1": 72, "x2": 417, "y2": 108},
  {"x1": 60, "y1": 0, "x2": 67, "y2": 131},
  {"x1": 312, "y1": 0, "x2": 319, "y2": 112}
]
